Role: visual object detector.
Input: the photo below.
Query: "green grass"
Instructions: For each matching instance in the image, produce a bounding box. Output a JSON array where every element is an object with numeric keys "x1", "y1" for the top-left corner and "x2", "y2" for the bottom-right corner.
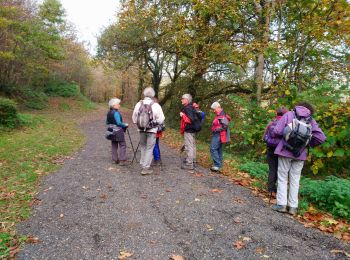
[{"x1": 0, "y1": 97, "x2": 95, "y2": 258}]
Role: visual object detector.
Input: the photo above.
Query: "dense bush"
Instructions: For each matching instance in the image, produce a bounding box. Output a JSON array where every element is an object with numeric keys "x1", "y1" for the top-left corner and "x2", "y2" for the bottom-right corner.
[
  {"x1": 0, "y1": 97, "x2": 19, "y2": 128},
  {"x1": 300, "y1": 176, "x2": 350, "y2": 221},
  {"x1": 19, "y1": 88, "x2": 48, "y2": 110},
  {"x1": 45, "y1": 81, "x2": 80, "y2": 97}
]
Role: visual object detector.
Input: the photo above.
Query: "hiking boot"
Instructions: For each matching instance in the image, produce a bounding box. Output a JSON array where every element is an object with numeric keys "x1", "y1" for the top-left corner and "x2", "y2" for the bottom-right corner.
[
  {"x1": 114, "y1": 160, "x2": 120, "y2": 164},
  {"x1": 141, "y1": 168, "x2": 153, "y2": 175},
  {"x1": 181, "y1": 163, "x2": 194, "y2": 170},
  {"x1": 210, "y1": 166, "x2": 220, "y2": 172},
  {"x1": 288, "y1": 207, "x2": 298, "y2": 216},
  {"x1": 271, "y1": 204, "x2": 287, "y2": 213},
  {"x1": 119, "y1": 161, "x2": 130, "y2": 166}
]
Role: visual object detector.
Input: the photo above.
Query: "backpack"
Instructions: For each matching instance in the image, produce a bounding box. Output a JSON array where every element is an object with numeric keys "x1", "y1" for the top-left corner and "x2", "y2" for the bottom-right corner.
[
  {"x1": 136, "y1": 101, "x2": 154, "y2": 130},
  {"x1": 264, "y1": 119, "x2": 280, "y2": 147},
  {"x1": 283, "y1": 110, "x2": 312, "y2": 157}
]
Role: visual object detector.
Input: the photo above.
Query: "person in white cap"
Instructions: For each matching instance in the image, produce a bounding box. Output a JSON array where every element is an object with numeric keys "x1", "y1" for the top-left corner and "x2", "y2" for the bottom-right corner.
[
  {"x1": 106, "y1": 98, "x2": 129, "y2": 165},
  {"x1": 180, "y1": 93, "x2": 202, "y2": 170},
  {"x1": 132, "y1": 87, "x2": 165, "y2": 175},
  {"x1": 210, "y1": 101, "x2": 231, "y2": 172}
]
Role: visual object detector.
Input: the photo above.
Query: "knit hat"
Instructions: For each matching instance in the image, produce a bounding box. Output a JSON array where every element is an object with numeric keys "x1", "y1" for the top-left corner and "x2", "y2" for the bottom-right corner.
[
  {"x1": 108, "y1": 98, "x2": 121, "y2": 108},
  {"x1": 210, "y1": 101, "x2": 221, "y2": 109},
  {"x1": 143, "y1": 87, "x2": 155, "y2": 98},
  {"x1": 181, "y1": 93, "x2": 192, "y2": 103}
]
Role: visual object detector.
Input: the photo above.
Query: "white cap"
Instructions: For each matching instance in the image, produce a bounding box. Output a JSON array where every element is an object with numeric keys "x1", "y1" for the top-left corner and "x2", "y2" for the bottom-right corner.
[
  {"x1": 210, "y1": 101, "x2": 221, "y2": 109},
  {"x1": 181, "y1": 93, "x2": 192, "y2": 103},
  {"x1": 143, "y1": 87, "x2": 155, "y2": 97},
  {"x1": 108, "y1": 98, "x2": 121, "y2": 108}
]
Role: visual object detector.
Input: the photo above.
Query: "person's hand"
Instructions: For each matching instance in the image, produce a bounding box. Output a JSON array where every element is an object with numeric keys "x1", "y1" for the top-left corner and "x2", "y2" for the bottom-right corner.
[
  {"x1": 180, "y1": 112, "x2": 184, "y2": 117},
  {"x1": 124, "y1": 123, "x2": 129, "y2": 128}
]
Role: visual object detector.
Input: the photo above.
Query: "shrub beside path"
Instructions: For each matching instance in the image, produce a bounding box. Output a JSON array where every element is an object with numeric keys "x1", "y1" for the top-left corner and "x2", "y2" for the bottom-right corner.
[{"x1": 17, "y1": 111, "x2": 350, "y2": 259}]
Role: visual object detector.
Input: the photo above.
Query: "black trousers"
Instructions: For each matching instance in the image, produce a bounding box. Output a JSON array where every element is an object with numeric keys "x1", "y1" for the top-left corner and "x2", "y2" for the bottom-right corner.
[{"x1": 267, "y1": 146, "x2": 278, "y2": 193}]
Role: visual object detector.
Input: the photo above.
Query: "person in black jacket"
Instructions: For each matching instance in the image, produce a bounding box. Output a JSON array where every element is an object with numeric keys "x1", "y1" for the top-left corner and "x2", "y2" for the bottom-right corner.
[
  {"x1": 106, "y1": 98, "x2": 129, "y2": 165},
  {"x1": 180, "y1": 93, "x2": 201, "y2": 170}
]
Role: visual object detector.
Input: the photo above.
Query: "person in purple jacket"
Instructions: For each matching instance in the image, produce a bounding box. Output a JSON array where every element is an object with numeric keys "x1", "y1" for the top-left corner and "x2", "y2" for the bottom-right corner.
[{"x1": 271, "y1": 102, "x2": 326, "y2": 215}]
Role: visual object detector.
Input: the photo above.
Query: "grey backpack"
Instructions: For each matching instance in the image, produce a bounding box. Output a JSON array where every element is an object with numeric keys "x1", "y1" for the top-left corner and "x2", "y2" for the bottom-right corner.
[{"x1": 136, "y1": 101, "x2": 154, "y2": 130}]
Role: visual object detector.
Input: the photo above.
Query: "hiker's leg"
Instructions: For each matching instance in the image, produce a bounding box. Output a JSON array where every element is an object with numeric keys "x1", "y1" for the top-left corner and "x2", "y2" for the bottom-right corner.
[
  {"x1": 184, "y1": 132, "x2": 194, "y2": 164},
  {"x1": 218, "y1": 142, "x2": 223, "y2": 168},
  {"x1": 193, "y1": 133, "x2": 197, "y2": 164},
  {"x1": 111, "y1": 141, "x2": 119, "y2": 162},
  {"x1": 118, "y1": 140, "x2": 127, "y2": 161},
  {"x1": 288, "y1": 160, "x2": 304, "y2": 208},
  {"x1": 276, "y1": 156, "x2": 292, "y2": 206},
  {"x1": 267, "y1": 147, "x2": 278, "y2": 192},
  {"x1": 143, "y1": 133, "x2": 156, "y2": 168},
  {"x1": 210, "y1": 133, "x2": 221, "y2": 168},
  {"x1": 153, "y1": 138, "x2": 160, "y2": 161},
  {"x1": 139, "y1": 132, "x2": 147, "y2": 166}
]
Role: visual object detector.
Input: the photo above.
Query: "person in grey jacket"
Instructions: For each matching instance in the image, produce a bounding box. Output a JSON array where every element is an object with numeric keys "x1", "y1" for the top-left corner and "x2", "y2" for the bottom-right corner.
[{"x1": 132, "y1": 87, "x2": 165, "y2": 175}]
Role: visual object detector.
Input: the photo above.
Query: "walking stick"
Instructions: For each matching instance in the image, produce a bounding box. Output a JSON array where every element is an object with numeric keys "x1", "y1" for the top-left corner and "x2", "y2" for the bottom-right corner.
[
  {"x1": 126, "y1": 128, "x2": 138, "y2": 163},
  {"x1": 132, "y1": 142, "x2": 140, "y2": 163}
]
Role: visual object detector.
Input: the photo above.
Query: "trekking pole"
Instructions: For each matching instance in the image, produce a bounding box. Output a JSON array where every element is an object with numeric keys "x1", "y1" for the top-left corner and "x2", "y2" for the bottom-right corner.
[
  {"x1": 132, "y1": 142, "x2": 140, "y2": 163},
  {"x1": 126, "y1": 128, "x2": 135, "y2": 153}
]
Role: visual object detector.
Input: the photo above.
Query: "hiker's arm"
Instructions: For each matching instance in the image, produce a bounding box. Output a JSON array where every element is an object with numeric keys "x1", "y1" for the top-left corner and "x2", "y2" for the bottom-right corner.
[
  {"x1": 153, "y1": 104, "x2": 165, "y2": 125},
  {"x1": 114, "y1": 112, "x2": 127, "y2": 128},
  {"x1": 271, "y1": 112, "x2": 289, "y2": 137},
  {"x1": 309, "y1": 119, "x2": 326, "y2": 147},
  {"x1": 132, "y1": 102, "x2": 140, "y2": 124}
]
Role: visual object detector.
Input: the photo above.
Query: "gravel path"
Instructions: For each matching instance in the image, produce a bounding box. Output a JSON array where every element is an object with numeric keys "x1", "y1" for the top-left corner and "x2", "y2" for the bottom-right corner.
[{"x1": 17, "y1": 113, "x2": 350, "y2": 260}]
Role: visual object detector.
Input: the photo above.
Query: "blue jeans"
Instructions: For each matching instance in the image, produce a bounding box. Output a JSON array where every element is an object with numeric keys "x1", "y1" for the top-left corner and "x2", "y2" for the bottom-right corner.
[
  {"x1": 153, "y1": 138, "x2": 160, "y2": 161},
  {"x1": 210, "y1": 133, "x2": 223, "y2": 168}
]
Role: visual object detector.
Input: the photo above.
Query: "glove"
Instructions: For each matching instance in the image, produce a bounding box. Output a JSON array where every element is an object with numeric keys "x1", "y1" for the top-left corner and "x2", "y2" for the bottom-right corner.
[{"x1": 180, "y1": 112, "x2": 184, "y2": 117}]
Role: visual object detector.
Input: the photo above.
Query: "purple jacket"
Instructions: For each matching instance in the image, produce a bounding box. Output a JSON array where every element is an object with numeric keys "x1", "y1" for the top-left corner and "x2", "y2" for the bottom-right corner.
[{"x1": 272, "y1": 106, "x2": 326, "y2": 161}]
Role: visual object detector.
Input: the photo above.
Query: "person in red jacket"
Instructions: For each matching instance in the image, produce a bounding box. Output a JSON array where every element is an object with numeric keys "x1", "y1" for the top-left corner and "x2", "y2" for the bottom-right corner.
[{"x1": 210, "y1": 101, "x2": 231, "y2": 172}]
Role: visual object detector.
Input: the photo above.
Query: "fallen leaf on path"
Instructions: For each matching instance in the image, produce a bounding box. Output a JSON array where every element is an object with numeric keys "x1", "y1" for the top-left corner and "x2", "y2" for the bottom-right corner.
[
  {"x1": 342, "y1": 233, "x2": 350, "y2": 242},
  {"x1": 232, "y1": 197, "x2": 245, "y2": 204},
  {"x1": 194, "y1": 198, "x2": 200, "y2": 202},
  {"x1": 255, "y1": 247, "x2": 265, "y2": 254},
  {"x1": 26, "y1": 236, "x2": 40, "y2": 243},
  {"x1": 261, "y1": 255, "x2": 270, "y2": 258},
  {"x1": 82, "y1": 186, "x2": 88, "y2": 190},
  {"x1": 118, "y1": 251, "x2": 133, "y2": 259},
  {"x1": 205, "y1": 224, "x2": 214, "y2": 231},
  {"x1": 108, "y1": 167, "x2": 116, "y2": 171},
  {"x1": 170, "y1": 255, "x2": 184, "y2": 260},
  {"x1": 210, "y1": 189, "x2": 224, "y2": 193},
  {"x1": 43, "y1": 186, "x2": 53, "y2": 192},
  {"x1": 59, "y1": 214, "x2": 64, "y2": 218},
  {"x1": 166, "y1": 189, "x2": 172, "y2": 192},
  {"x1": 194, "y1": 172, "x2": 204, "y2": 177},
  {"x1": 242, "y1": 237, "x2": 252, "y2": 242},
  {"x1": 233, "y1": 240, "x2": 245, "y2": 249},
  {"x1": 100, "y1": 194, "x2": 107, "y2": 200},
  {"x1": 9, "y1": 246, "x2": 20, "y2": 258},
  {"x1": 303, "y1": 212, "x2": 323, "y2": 221},
  {"x1": 234, "y1": 217, "x2": 242, "y2": 224}
]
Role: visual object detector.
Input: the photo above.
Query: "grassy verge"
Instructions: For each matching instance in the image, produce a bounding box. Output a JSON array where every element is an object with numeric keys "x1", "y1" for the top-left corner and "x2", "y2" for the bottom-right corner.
[
  {"x1": 162, "y1": 127, "x2": 350, "y2": 242},
  {"x1": 0, "y1": 97, "x2": 98, "y2": 258}
]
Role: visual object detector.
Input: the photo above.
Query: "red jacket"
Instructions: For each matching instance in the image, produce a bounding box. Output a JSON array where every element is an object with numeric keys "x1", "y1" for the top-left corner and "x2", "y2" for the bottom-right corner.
[
  {"x1": 211, "y1": 110, "x2": 231, "y2": 143},
  {"x1": 180, "y1": 113, "x2": 191, "y2": 135}
]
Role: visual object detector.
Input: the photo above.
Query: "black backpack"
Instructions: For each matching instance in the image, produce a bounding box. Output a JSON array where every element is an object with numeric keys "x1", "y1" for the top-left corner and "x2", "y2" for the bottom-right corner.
[{"x1": 283, "y1": 110, "x2": 312, "y2": 157}]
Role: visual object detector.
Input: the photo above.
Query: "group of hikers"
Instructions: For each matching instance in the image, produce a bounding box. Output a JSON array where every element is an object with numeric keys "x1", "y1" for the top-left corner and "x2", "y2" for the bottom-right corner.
[{"x1": 106, "y1": 86, "x2": 326, "y2": 216}]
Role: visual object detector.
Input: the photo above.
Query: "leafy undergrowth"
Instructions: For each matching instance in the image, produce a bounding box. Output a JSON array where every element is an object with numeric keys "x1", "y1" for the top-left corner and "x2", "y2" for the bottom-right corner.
[
  {"x1": 162, "y1": 128, "x2": 350, "y2": 243},
  {"x1": 0, "y1": 97, "x2": 99, "y2": 259}
]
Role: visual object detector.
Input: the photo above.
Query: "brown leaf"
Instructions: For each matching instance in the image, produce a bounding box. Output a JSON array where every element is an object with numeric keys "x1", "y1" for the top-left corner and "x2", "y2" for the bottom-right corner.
[
  {"x1": 232, "y1": 197, "x2": 245, "y2": 204},
  {"x1": 342, "y1": 233, "x2": 350, "y2": 242},
  {"x1": 26, "y1": 236, "x2": 40, "y2": 244},
  {"x1": 210, "y1": 189, "x2": 224, "y2": 193},
  {"x1": 118, "y1": 251, "x2": 133, "y2": 259},
  {"x1": 303, "y1": 212, "x2": 324, "y2": 221},
  {"x1": 170, "y1": 255, "x2": 184, "y2": 260},
  {"x1": 255, "y1": 247, "x2": 265, "y2": 254},
  {"x1": 100, "y1": 194, "x2": 107, "y2": 200},
  {"x1": 234, "y1": 217, "x2": 242, "y2": 224},
  {"x1": 194, "y1": 172, "x2": 204, "y2": 177},
  {"x1": 233, "y1": 240, "x2": 245, "y2": 249}
]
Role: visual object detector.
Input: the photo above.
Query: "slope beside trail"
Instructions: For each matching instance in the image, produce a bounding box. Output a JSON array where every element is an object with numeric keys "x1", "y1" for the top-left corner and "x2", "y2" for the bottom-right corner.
[{"x1": 17, "y1": 111, "x2": 350, "y2": 260}]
